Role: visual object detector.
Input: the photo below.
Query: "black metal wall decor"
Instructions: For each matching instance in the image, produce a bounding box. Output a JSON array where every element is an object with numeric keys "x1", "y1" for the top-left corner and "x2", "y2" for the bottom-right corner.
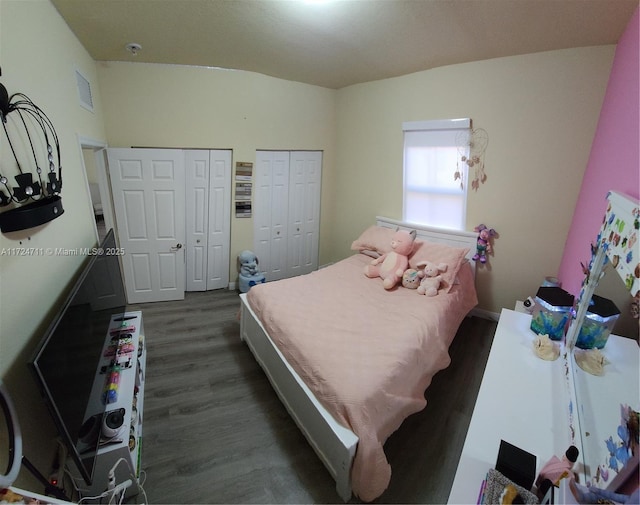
[{"x1": 0, "y1": 82, "x2": 64, "y2": 233}]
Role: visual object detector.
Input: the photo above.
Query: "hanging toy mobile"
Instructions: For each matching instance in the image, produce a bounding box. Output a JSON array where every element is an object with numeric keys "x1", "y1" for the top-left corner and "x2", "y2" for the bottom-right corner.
[{"x1": 454, "y1": 127, "x2": 488, "y2": 191}]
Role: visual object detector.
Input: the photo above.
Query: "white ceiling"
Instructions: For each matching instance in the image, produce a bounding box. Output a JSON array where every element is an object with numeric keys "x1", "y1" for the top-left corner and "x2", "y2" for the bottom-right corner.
[{"x1": 52, "y1": 0, "x2": 638, "y2": 89}]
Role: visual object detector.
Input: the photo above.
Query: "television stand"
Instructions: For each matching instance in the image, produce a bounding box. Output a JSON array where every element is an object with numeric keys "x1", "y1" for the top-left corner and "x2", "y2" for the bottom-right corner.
[{"x1": 67, "y1": 310, "x2": 146, "y2": 500}]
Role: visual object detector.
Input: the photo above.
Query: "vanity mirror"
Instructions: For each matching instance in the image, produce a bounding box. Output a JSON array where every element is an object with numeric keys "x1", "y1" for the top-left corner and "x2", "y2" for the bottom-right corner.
[{"x1": 565, "y1": 191, "x2": 639, "y2": 494}]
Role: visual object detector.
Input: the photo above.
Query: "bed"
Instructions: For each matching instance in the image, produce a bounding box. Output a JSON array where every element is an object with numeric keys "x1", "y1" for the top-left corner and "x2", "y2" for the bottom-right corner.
[{"x1": 239, "y1": 217, "x2": 479, "y2": 501}]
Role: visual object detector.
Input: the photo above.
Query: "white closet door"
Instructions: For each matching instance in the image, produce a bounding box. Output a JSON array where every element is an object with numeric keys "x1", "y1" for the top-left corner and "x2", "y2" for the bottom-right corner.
[
  {"x1": 206, "y1": 150, "x2": 231, "y2": 290},
  {"x1": 254, "y1": 151, "x2": 289, "y2": 281},
  {"x1": 185, "y1": 150, "x2": 231, "y2": 291},
  {"x1": 288, "y1": 151, "x2": 322, "y2": 276},
  {"x1": 253, "y1": 154, "x2": 271, "y2": 272},
  {"x1": 255, "y1": 150, "x2": 322, "y2": 281},
  {"x1": 185, "y1": 150, "x2": 210, "y2": 291},
  {"x1": 107, "y1": 148, "x2": 185, "y2": 303}
]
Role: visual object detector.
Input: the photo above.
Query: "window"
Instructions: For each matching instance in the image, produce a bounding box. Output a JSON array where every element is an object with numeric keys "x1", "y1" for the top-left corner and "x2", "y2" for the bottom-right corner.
[{"x1": 403, "y1": 118, "x2": 470, "y2": 230}]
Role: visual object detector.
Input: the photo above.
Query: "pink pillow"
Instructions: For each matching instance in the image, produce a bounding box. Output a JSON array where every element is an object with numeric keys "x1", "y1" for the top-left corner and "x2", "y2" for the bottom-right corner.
[
  {"x1": 409, "y1": 241, "x2": 470, "y2": 292},
  {"x1": 351, "y1": 226, "x2": 395, "y2": 254}
]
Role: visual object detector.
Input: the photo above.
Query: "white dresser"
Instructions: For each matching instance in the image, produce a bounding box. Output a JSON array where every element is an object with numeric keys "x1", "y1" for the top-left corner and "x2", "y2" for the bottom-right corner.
[{"x1": 448, "y1": 309, "x2": 575, "y2": 504}]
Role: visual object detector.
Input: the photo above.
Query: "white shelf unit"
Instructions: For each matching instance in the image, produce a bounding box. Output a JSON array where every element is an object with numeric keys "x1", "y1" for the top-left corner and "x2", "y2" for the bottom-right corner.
[{"x1": 68, "y1": 310, "x2": 146, "y2": 500}]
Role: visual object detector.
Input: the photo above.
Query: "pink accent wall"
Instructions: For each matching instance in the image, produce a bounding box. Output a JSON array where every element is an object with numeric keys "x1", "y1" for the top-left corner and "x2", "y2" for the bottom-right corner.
[{"x1": 557, "y1": 7, "x2": 640, "y2": 296}]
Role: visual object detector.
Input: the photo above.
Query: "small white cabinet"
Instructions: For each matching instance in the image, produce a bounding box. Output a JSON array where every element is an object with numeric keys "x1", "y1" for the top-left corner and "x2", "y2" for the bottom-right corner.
[{"x1": 68, "y1": 310, "x2": 146, "y2": 500}]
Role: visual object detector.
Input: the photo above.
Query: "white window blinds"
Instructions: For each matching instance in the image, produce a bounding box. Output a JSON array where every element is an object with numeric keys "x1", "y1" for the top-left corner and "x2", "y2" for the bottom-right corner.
[{"x1": 402, "y1": 118, "x2": 470, "y2": 230}]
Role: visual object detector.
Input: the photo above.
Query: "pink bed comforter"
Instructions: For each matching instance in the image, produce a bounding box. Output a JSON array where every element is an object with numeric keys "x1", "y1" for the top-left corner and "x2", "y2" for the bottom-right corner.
[{"x1": 247, "y1": 254, "x2": 478, "y2": 501}]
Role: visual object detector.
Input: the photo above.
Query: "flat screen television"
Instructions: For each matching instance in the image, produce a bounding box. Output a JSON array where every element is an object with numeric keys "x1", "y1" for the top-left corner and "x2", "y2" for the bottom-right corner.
[{"x1": 28, "y1": 229, "x2": 127, "y2": 484}]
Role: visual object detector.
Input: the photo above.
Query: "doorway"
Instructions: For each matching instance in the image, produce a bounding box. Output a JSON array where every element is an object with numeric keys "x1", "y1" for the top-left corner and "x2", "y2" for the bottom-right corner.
[{"x1": 79, "y1": 136, "x2": 112, "y2": 244}]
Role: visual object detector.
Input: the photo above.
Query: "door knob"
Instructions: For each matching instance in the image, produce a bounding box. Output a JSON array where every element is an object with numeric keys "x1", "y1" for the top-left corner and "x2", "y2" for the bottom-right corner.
[{"x1": 171, "y1": 243, "x2": 183, "y2": 251}]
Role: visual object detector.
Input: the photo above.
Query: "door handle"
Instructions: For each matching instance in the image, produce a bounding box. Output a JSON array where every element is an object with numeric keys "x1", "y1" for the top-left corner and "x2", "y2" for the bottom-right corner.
[{"x1": 171, "y1": 243, "x2": 183, "y2": 251}]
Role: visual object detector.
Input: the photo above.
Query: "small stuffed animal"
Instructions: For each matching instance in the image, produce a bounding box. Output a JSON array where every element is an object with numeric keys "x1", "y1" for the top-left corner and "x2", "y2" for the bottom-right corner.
[
  {"x1": 402, "y1": 268, "x2": 420, "y2": 289},
  {"x1": 238, "y1": 250, "x2": 260, "y2": 277},
  {"x1": 473, "y1": 224, "x2": 497, "y2": 263},
  {"x1": 416, "y1": 260, "x2": 448, "y2": 296},
  {"x1": 364, "y1": 228, "x2": 417, "y2": 289},
  {"x1": 238, "y1": 250, "x2": 266, "y2": 293}
]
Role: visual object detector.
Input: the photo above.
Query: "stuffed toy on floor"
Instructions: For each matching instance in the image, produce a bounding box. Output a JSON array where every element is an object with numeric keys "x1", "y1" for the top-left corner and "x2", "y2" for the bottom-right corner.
[{"x1": 238, "y1": 250, "x2": 266, "y2": 293}]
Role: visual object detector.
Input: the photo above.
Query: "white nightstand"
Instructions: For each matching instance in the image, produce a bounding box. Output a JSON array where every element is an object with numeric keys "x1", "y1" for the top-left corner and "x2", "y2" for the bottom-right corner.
[{"x1": 448, "y1": 309, "x2": 574, "y2": 504}]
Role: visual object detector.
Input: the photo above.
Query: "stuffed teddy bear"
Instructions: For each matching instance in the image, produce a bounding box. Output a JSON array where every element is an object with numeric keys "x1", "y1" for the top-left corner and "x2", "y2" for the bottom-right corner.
[
  {"x1": 402, "y1": 268, "x2": 420, "y2": 289},
  {"x1": 415, "y1": 260, "x2": 448, "y2": 296},
  {"x1": 473, "y1": 224, "x2": 497, "y2": 264},
  {"x1": 364, "y1": 228, "x2": 417, "y2": 289}
]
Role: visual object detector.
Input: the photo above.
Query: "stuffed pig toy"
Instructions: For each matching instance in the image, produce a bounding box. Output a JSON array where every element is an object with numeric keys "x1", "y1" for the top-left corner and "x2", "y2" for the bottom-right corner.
[
  {"x1": 416, "y1": 260, "x2": 448, "y2": 296},
  {"x1": 365, "y1": 229, "x2": 417, "y2": 290}
]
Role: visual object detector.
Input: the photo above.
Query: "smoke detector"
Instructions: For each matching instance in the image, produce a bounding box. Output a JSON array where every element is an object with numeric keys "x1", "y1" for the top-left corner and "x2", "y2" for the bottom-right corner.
[{"x1": 125, "y1": 43, "x2": 142, "y2": 56}]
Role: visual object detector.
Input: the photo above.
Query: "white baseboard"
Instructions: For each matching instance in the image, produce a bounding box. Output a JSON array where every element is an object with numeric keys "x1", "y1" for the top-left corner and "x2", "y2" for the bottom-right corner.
[
  {"x1": 470, "y1": 307, "x2": 500, "y2": 321},
  {"x1": 228, "y1": 282, "x2": 237, "y2": 291}
]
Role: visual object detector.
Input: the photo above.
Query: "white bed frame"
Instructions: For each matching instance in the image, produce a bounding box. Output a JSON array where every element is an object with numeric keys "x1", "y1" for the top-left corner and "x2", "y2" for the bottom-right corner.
[{"x1": 239, "y1": 217, "x2": 478, "y2": 501}]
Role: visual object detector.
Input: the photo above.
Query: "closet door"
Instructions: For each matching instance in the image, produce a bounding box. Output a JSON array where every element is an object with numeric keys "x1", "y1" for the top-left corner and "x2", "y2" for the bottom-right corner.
[
  {"x1": 288, "y1": 151, "x2": 322, "y2": 276},
  {"x1": 254, "y1": 150, "x2": 322, "y2": 281},
  {"x1": 185, "y1": 150, "x2": 210, "y2": 291},
  {"x1": 254, "y1": 151, "x2": 289, "y2": 281},
  {"x1": 206, "y1": 150, "x2": 232, "y2": 289},
  {"x1": 185, "y1": 150, "x2": 231, "y2": 291}
]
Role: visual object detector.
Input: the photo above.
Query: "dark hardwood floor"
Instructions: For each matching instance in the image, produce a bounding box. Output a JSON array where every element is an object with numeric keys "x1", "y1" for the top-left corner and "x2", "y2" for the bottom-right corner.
[{"x1": 129, "y1": 290, "x2": 496, "y2": 504}]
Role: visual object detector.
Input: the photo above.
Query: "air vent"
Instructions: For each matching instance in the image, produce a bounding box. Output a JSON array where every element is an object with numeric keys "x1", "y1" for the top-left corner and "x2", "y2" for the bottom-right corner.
[{"x1": 75, "y1": 68, "x2": 94, "y2": 112}]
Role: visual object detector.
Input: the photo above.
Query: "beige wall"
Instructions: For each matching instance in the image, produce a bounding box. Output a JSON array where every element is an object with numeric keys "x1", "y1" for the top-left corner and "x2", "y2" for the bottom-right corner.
[
  {"x1": 0, "y1": 0, "x2": 108, "y2": 488},
  {"x1": 333, "y1": 47, "x2": 615, "y2": 313},
  {"x1": 96, "y1": 61, "x2": 337, "y2": 278},
  {"x1": 97, "y1": 47, "x2": 614, "y2": 315}
]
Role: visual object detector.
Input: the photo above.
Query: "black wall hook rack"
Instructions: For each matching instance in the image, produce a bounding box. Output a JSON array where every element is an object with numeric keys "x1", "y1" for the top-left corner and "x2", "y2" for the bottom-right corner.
[
  {"x1": 0, "y1": 82, "x2": 9, "y2": 117},
  {"x1": 0, "y1": 81, "x2": 64, "y2": 233}
]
